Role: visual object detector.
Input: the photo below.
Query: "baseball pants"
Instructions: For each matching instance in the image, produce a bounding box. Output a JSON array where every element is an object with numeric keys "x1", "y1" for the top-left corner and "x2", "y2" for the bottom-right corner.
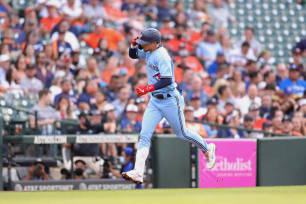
[{"x1": 138, "y1": 90, "x2": 208, "y2": 152}]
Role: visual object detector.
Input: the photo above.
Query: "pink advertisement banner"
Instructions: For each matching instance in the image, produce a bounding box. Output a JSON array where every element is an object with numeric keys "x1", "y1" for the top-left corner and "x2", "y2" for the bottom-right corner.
[{"x1": 198, "y1": 139, "x2": 257, "y2": 188}]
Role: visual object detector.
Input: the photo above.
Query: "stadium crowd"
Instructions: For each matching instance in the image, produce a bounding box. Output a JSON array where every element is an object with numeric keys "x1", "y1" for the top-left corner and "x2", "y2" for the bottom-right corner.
[{"x1": 0, "y1": 0, "x2": 305, "y2": 180}]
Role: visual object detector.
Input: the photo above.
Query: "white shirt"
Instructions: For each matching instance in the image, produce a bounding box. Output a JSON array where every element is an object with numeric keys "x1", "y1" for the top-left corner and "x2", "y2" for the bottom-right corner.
[
  {"x1": 61, "y1": 0, "x2": 83, "y2": 18},
  {"x1": 228, "y1": 47, "x2": 256, "y2": 66},
  {"x1": 51, "y1": 31, "x2": 80, "y2": 51},
  {"x1": 238, "y1": 95, "x2": 261, "y2": 115}
]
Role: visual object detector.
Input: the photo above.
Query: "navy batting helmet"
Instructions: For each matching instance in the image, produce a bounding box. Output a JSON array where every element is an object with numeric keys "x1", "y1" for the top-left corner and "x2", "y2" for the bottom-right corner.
[{"x1": 136, "y1": 28, "x2": 161, "y2": 45}]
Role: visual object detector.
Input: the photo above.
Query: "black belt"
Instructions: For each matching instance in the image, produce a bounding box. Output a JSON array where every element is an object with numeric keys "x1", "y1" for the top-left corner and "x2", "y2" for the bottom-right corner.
[{"x1": 153, "y1": 93, "x2": 171, "y2": 99}]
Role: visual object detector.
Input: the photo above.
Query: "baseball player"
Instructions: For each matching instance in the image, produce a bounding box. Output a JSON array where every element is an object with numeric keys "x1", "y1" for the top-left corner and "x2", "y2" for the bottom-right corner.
[{"x1": 122, "y1": 28, "x2": 216, "y2": 184}]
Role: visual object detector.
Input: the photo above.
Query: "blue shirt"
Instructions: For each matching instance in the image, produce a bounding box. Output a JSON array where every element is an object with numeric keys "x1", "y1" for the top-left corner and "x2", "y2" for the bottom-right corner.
[
  {"x1": 279, "y1": 78, "x2": 306, "y2": 96},
  {"x1": 77, "y1": 92, "x2": 95, "y2": 108},
  {"x1": 137, "y1": 47, "x2": 177, "y2": 94},
  {"x1": 196, "y1": 42, "x2": 223, "y2": 61},
  {"x1": 121, "y1": 118, "x2": 142, "y2": 133},
  {"x1": 217, "y1": 128, "x2": 245, "y2": 138},
  {"x1": 207, "y1": 61, "x2": 218, "y2": 77},
  {"x1": 185, "y1": 90, "x2": 209, "y2": 107}
]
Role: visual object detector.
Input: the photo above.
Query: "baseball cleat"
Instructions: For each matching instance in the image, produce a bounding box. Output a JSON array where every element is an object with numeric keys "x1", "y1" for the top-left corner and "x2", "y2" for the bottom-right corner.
[
  {"x1": 122, "y1": 170, "x2": 143, "y2": 184},
  {"x1": 206, "y1": 143, "x2": 216, "y2": 169}
]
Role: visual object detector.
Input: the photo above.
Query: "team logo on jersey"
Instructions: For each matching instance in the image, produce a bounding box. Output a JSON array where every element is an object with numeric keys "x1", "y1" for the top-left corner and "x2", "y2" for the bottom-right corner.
[
  {"x1": 153, "y1": 73, "x2": 161, "y2": 80},
  {"x1": 149, "y1": 63, "x2": 159, "y2": 72}
]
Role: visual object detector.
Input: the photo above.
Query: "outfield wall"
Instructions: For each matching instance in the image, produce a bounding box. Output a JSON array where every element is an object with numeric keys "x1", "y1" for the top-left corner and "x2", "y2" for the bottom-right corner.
[{"x1": 152, "y1": 135, "x2": 306, "y2": 188}]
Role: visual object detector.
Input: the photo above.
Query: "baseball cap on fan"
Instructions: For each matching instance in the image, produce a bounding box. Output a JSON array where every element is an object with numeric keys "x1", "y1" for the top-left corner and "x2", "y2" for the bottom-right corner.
[{"x1": 136, "y1": 28, "x2": 161, "y2": 45}]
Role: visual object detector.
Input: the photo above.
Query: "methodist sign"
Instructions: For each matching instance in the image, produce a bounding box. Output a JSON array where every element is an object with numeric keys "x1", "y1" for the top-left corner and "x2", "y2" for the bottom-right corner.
[{"x1": 198, "y1": 139, "x2": 257, "y2": 188}]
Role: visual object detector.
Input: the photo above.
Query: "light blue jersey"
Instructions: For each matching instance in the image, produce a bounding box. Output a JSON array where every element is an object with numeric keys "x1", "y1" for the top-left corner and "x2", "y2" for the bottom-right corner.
[
  {"x1": 134, "y1": 45, "x2": 208, "y2": 154},
  {"x1": 137, "y1": 47, "x2": 177, "y2": 94}
]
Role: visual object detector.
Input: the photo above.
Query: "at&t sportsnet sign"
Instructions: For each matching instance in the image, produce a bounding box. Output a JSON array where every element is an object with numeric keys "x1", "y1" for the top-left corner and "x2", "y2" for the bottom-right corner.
[{"x1": 198, "y1": 139, "x2": 257, "y2": 188}]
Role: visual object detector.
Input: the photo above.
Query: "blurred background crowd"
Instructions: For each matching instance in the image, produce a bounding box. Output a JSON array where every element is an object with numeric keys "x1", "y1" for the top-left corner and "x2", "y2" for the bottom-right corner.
[{"x1": 0, "y1": 0, "x2": 305, "y2": 182}]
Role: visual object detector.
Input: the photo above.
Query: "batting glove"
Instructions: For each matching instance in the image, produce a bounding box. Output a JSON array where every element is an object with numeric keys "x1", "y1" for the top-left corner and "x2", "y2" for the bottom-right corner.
[
  {"x1": 136, "y1": 84, "x2": 155, "y2": 96},
  {"x1": 131, "y1": 36, "x2": 139, "y2": 47}
]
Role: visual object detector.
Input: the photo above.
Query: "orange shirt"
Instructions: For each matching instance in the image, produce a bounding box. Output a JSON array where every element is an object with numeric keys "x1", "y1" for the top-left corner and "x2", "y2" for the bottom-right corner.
[
  {"x1": 167, "y1": 38, "x2": 193, "y2": 52},
  {"x1": 174, "y1": 66, "x2": 183, "y2": 83},
  {"x1": 84, "y1": 28, "x2": 124, "y2": 51},
  {"x1": 40, "y1": 16, "x2": 62, "y2": 32},
  {"x1": 104, "y1": 5, "x2": 126, "y2": 20},
  {"x1": 254, "y1": 118, "x2": 268, "y2": 130},
  {"x1": 160, "y1": 28, "x2": 174, "y2": 36},
  {"x1": 174, "y1": 56, "x2": 204, "y2": 73}
]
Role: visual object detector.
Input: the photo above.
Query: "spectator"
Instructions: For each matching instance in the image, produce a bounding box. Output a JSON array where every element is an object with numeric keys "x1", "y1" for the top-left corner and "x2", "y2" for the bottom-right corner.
[
  {"x1": 86, "y1": 57, "x2": 100, "y2": 79},
  {"x1": 239, "y1": 84, "x2": 261, "y2": 115},
  {"x1": 196, "y1": 30, "x2": 223, "y2": 68},
  {"x1": 203, "y1": 106, "x2": 219, "y2": 138},
  {"x1": 83, "y1": 19, "x2": 124, "y2": 51},
  {"x1": 242, "y1": 114, "x2": 263, "y2": 138},
  {"x1": 218, "y1": 110, "x2": 244, "y2": 138},
  {"x1": 279, "y1": 64, "x2": 306, "y2": 97},
  {"x1": 216, "y1": 85, "x2": 234, "y2": 113},
  {"x1": 84, "y1": 0, "x2": 107, "y2": 20},
  {"x1": 260, "y1": 95, "x2": 272, "y2": 119},
  {"x1": 228, "y1": 42, "x2": 256, "y2": 69},
  {"x1": 291, "y1": 47, "x2": 303, "y2": 68},
  {"x1": 77, "y1": 79, "x2": 99, "y2": 110},
  {"x1": 207, "y1": 0, "x2": 235, "y2": 28},
  {"x1": 184, "y1": 105, "x2": 207, "y2": 138},
  {"x1": 236, "y1": 27, "x2": 262, "y2": 56},
  {"x1": 143, "y1": 0, "x2": 158, "y2": 21},
  {"x1": 4, "y1": 67, "x2": 23, "y2": 96},
  {"x1": 20, "y1": 64, "x2": 43, "y2": 94},
  {"x1": 73, "y1": 159, "x2": 86, "y2": 180},
  {"x1": 135, "y1": 97, "x2": 147, "y2": 122},
  {"x1": 0, "y1": 54, "x2": 10, "y2": 85},
  {"x1": 121, "y1": 0, "x2": 144, "y2": 17},
  {"x1": 292, "y1": 116, "x2": 305, "y2": 136},
  {"x1": 24, "y1": 158, "x2": 50, "y2": 181},
  {"x1": 100, "y1": 104, "x2": 118, "y2": 162},
  {"x1": 207, "y1": 51, "x2": 227, "y2": 78},
  {"x1": 275, "y1": 63, "x2": 288, "y2": 86},
  {"x1": 40, "y1": 1, "x2": 62, "y2": 33},
  {"x1": 177, "y1": 68, "x2": 193, "y2": 93},
  {"x1": 35, "y1": 52, "x2": 54, "y2": 88},
  {"x1": 282, "y1": 116, "x2": 303, "y2": 136},
  {"x1": 105, "y1": 74, "x2": 122, "y2": 102},
  {"x1": 23, "y1": 44, "x2": 36, "y2": 65},
  {"x1": 185, "y1": 74, "x2": 209, "y2": 107},
  {"x1": 93, "y1": 91, "x2": 108, "y2": 114},
  {"x1": 189, "y1": 94, "x2": 207, "y2": 120},
  {"x1": 219, "y1": 34, "x2": 233, "y2": 61},
  {"x1": 54, "y1": 79, "x2": 76, "y2": 106},
  {"x1": 248, "y1": 102, "x2": 267, "y2": 130},
  {"x1": 51, "y1": 30, "x2": 73, "y2": 59},
  {"x1": 29, "y1": 89, "x2": 60, "y2": 131},
  {"x1": 121, "y1": 104, "x2": 142, "y2": 133},
  {"x1": 55, "y1": 96, "x2": 75, "y2": 120},
  {"x1": 14, "y1": 55, "x2": 27, "y2": 80},
  {"x1": 51, "y1": 19, "x2": 80, "y2": 51},
  {"x1": 112, "y1": 85, "x2": 131, "y2": 118},
  {"x1": 157, "y1": 0, "x2": 171, "y2": 22},
  {"x1": 189, "y1": 0, "x2": 211, "y2": 28}
]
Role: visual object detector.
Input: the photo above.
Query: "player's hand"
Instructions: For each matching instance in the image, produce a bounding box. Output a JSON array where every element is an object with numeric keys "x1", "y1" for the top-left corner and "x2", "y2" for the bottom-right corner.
[
  {"x1": 136, "y1": 84, "x2": 155, "y2": 96},
  {"x1": 131, "y1": 36, "x2": 139, "y2": 46}
]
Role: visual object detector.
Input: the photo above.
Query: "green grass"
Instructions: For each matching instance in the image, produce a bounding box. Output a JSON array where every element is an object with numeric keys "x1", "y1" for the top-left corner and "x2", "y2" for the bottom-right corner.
[{"x1": 1, "y1": 186, "x2": 306, "y2": 204}]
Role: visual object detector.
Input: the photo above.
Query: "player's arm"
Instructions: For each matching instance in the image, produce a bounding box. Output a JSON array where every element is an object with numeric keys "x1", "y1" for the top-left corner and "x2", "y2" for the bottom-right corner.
[
  {"x1": 129, "y1": 37, "x2": 146, "y2": 59},
  {"x1": 136, "y1": 78, "x2": 172, "y2": 96},
  {"x1": 136, "y1": 55, "x2": 173, "y2": 96}
]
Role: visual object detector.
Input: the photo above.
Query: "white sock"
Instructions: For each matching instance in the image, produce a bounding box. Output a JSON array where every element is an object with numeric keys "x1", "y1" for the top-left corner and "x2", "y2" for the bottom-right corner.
[{"x1": 134, "y1": 147, "x2": 149, "y2": 175}]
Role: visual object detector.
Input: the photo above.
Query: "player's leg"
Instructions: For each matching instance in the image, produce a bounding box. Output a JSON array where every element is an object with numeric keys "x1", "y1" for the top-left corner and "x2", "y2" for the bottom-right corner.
[
  {"x1": 163, "y1": 94, "x2": 216, "y2": 169},
  {"x1": 122, "y1": 99, "x2": 163, "y2": 183}
]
